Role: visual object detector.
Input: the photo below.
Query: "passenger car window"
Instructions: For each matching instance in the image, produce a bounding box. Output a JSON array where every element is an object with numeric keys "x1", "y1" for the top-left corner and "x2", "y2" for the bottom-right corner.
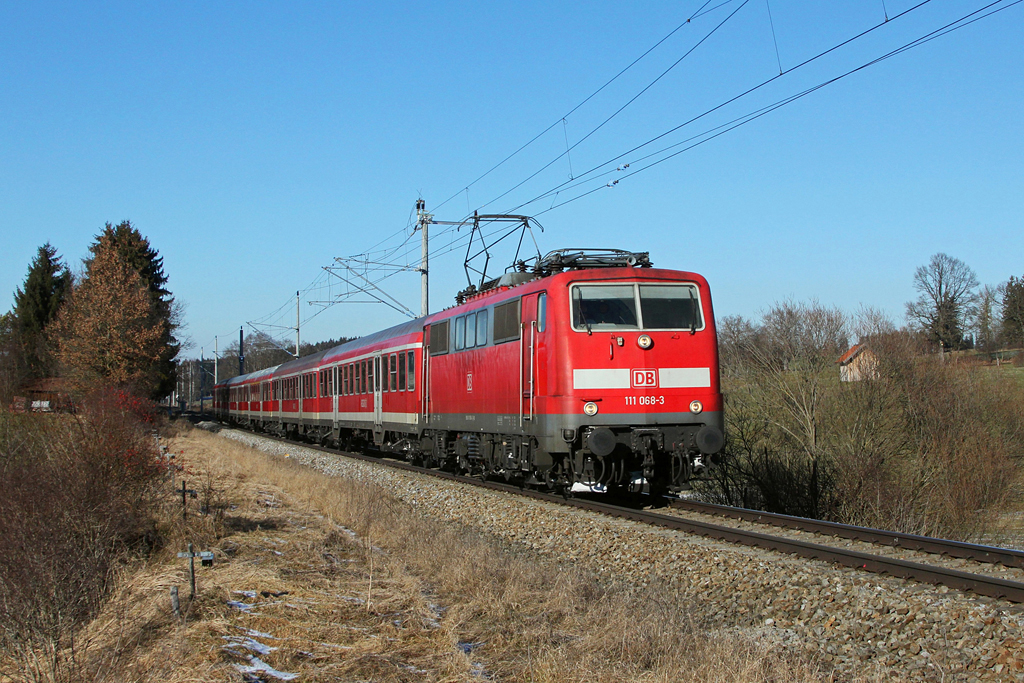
[{"x1": 407, "y1": 351, "x2": 415, "y2": 391}]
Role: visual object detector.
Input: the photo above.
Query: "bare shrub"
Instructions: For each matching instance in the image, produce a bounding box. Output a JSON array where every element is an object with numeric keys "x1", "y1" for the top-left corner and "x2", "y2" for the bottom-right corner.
[
  {"x1": 705, "y1": 302, "x2": 1023, "y2": 541},
  {"x1": 842, "y1": 338, "x2": 1022, "y2": 539},
  {"x1": 704, "y1": 301, "x2": 848, "y2": 518},
  {"x1": 0, "y1": 388, "x2": 165, "y2": 682}
]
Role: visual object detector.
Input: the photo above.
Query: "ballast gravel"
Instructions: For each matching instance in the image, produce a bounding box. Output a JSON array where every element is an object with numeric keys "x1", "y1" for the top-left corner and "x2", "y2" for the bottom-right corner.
[{"x1": 218, "y1": 429, "x2": 1024, "y2": 681}]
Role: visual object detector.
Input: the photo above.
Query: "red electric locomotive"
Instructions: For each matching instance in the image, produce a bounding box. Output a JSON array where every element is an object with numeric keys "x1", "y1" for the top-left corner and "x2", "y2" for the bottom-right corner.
[{"x1": 213, "y1": 249, "x2": 724, "y2": 493}]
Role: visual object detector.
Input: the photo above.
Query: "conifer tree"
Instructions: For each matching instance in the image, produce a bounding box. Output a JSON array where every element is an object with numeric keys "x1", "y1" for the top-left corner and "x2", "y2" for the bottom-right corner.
[
  {"x1": 1003, "y1": 276, "x2": 1024, "y2": 350},
  {"x1": 86, "y1": 222, "x2": 179, "y2": 396},
  {"x1": 12, "y1": 243, "x2": 72, "y2": 379}
]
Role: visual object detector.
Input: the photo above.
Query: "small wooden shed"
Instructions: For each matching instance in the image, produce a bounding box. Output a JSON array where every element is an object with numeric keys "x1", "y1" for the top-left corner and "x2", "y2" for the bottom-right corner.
[
  {"x1": 837, "y1": 344, "x2": 878, "y2": 382},
  {"x1": 11, "y1": 377, "x2": 74, "y2": 412}
]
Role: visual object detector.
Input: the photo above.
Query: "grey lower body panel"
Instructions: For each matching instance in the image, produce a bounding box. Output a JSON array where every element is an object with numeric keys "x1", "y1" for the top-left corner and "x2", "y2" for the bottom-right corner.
[
  {"x1": 424, "y1": 411, "x2": 723, "y2": 454},
  {"x1": 226, "y1": 409, "x2": 722, "y2": 456}
]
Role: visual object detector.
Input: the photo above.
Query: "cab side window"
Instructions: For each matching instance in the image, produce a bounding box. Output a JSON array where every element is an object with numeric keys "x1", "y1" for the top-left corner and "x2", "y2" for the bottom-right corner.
[
  {"x1": 465, "y1": 312, "x2": 476, "y2": 348},
  {"x1": 494, "y1": 299, "x2": 521, "y2": 343},
  {"x1": 476, "y1": 310, "x2": 488, "y2": 344},
  {"x1": 454, "y1": 317, "x2": 465, "y2": 351},
  {"x1": 429, "y1": 321, "x2": 449, "y2": 355}
]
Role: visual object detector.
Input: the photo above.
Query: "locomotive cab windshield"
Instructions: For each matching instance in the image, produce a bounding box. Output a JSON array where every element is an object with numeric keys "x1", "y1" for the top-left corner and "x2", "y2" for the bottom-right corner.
[{"x1": 570, "y1": 282, "x2": 704, "y2": 331}]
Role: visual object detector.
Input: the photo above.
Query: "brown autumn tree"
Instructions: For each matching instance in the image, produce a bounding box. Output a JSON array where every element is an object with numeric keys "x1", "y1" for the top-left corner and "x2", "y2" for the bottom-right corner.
[
  {"x1": 86, "y1": 222, "x2": 179, "y2": 397},
  {"x1": 51, "y1": 247, "x2": 166, "y2": 394}
]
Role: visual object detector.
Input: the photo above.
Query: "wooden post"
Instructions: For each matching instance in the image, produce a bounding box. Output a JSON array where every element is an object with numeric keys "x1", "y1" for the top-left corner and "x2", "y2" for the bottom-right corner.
[
  {"x1": 170, "y1": 585, "x2": 180, "y2": 620},
  {"x1": 181, "y1": 479, "x2": 187, "y2": 520},
  {"x1": 188, "y1": 542, "x2": 196, "y2": 599}
]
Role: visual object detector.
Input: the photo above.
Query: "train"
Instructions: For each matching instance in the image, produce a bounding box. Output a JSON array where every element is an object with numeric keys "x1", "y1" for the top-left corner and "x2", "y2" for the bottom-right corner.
[{"x1": 212, "y1": 249, "x2": 724, "y2": 494}]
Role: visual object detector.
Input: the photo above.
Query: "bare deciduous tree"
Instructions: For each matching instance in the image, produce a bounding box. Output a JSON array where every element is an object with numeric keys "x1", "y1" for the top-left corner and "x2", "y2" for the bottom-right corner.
[
  {"x1": 905, "y1": 253, "x2": 978, "y2": 352},
  {"x1": 726, "y1": 300, "x2": 848, "y2": 517},
  {"x1": 975, "y1": 284, "x2": 1004, "y2": 352}
]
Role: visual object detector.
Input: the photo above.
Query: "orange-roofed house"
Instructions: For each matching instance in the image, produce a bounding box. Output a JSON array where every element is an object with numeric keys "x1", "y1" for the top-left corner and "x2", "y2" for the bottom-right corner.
[{"x1": 838, "y1": 344, "x2": 878, "y2": 382}]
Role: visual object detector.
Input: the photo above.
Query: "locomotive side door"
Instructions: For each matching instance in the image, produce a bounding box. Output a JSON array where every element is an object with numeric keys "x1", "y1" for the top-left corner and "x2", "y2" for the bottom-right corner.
[
  {"x1": 372, "y1": 352, "x2": 384, "y2": 441},
  {"x1": 520, "y1": 293, "x2": 540, "y2": 425}
]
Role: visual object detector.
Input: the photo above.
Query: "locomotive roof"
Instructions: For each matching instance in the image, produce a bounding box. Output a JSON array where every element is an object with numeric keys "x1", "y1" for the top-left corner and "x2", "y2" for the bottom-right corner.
[{"x1": 449, "y1": 265, "x2": 709, "y2": 307}]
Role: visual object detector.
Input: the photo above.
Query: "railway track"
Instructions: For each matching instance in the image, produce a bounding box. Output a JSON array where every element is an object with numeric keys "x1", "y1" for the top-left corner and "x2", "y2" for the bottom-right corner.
[
  {"x1": 212, "y1": 423, "x2": 1024, "y2": 604},
  {"x1": 666, "y1": 498, "x2": 1024, "y2": 568}
]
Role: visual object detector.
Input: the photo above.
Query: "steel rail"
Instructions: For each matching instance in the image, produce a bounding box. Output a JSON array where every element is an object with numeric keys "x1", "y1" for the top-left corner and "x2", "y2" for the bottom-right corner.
[
  {"x1": 212, "y1": 424, "x2": 1024, "y2": 603},
  {"x1": 668, "y1": 498, "x2": 1024, "y2": 569}
]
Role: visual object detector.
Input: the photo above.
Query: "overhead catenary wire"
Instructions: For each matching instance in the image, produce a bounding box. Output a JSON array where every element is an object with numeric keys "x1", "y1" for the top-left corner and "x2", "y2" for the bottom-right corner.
[
  {"x1": 471, "y1": 0, "x2": 752, "y2": 214},
  {"x1": 303, "y1": 0, "x2": 981, "y2": 315},
  {"x1": 528, "y1": 0, "x2": 1023, "y2": 216},
  {"x1": 430, "y1": 0, "x2": 728, "y2": 214},
  {"x1": 766, "y1": 0, "x2": 783, "y2": 74},
  {"x1": 204, "y1": 0, "x2": 1016, "y2": 358},
  {"x1": 502, "y1": 0, "x2": 939, "y2": 216},
  {"x1": 198, "y1": 3, "x2": 740, "y2": 355},
  {"x1": 245, "y1": 0, "x2": 748, "y2": 322}
]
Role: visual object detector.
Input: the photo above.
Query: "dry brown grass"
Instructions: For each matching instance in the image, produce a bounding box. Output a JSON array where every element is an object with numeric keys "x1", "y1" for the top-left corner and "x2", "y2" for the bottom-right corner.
[{"x1": 6, "y1": 426, "x2": 832, "y2": 682}]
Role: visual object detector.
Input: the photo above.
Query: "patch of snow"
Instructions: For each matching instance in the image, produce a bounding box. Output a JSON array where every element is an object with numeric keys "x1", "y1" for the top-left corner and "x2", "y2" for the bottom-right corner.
[
  {"x1": 240, "y1": 628, "x2": 277, "y2": 639},
  {"x1": 223, "y1": 636, "x2": 277, "y2": 656},
  {"x1": 227, "y1": 600, "x2": 257, "y2": 612},
  {"x1": 401, "y1": 665, "x2": 429, "y2": 674},
  {"x1": 233, "y1": 655, "x2": 298, "y2": 681}
]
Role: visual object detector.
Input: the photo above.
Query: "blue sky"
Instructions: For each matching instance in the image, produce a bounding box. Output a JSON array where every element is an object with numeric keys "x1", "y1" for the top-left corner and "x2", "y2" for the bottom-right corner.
[{"x1": 2, "y1": 1, "x2": 1021, "y2": 357}]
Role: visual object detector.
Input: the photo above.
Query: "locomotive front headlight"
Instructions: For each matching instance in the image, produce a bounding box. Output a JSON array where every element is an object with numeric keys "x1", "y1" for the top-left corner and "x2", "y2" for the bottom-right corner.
[
  {"x1": 583, "y1": 401, "x2": 599, "y2": 416},
  {"x1": 637, "y1": 334, "x2": 653, "y2": 349},
  {"x1": 689, "y1": 400, "x2": 703, "y2": 414}
]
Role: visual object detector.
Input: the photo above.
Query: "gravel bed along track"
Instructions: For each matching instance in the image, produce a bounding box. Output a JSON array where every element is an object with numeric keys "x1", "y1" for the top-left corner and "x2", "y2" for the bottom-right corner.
[{"x1": 216, "y1": 428, "x2": 1024, "y2": 681}]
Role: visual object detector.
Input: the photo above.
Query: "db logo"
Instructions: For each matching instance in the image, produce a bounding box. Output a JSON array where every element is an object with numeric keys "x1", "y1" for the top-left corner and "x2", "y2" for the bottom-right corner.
[
  {"x1": 466, "y1": 372, "x2": 473, "y2": 392},
  {"x1": 631, "y1": 369, "x2": 658, "y2": 388}
]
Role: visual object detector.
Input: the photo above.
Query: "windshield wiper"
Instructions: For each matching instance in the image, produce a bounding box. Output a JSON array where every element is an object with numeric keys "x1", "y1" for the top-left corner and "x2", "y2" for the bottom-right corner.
[
  {"x1": 575, "y1": 287, "x2": 592, "y2": 336},
  {"x1": 688, "y1": 288, "x2": 698, "y2": 336}
]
